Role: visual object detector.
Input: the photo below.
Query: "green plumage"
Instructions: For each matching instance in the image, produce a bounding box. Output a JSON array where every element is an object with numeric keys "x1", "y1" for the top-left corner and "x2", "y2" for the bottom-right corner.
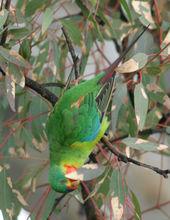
[{"x1": 46, "y1": 72, "x2": 110, "y2": 192}]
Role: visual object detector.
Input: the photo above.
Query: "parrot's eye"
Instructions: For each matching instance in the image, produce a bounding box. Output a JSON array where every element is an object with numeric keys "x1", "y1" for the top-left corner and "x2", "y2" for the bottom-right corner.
[{"x1": 60, "y1": 179, "x2": 67, "y2": 185}]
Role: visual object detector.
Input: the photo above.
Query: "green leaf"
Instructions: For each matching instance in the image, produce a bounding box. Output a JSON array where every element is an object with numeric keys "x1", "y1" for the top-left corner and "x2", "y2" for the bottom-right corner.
[
  {"x1": 79, "y1": 31, "x2": 93, "y2": 74},
  {"x1": 109, "y1": 169, "x2": 128, "y2": 204},
  {"x1": 145, "y1": 107, "x2": 162, "y2": 129},
  {"x1": 133, "y1": 53, "x2": 148, "y2": 69},
  {"x1": 34, "y1": 41, "x2": 49, "y2": 74},
  {"x1": 25, "y1": 0, "x2": 49, "y2": 17},
  {"x1": 134, "y1": 82, "x2": 148, "y2": 131},
  {"x1": 62, "y1": 19, "x2": 82, "y2": 46},
  {"x1": 5, "y1": 74, "x2": 16, "y2": 112},
  {"x1": 131, "y1": 191, "x2": 141, "y2": 220},
  {"x1": 161, "y1": 30, "x2": 170, "y2": 56},
  {"x1": 42, "y1": 7, "x2": 53, "y2": 34},
  {"x1": 0, "y1": 46, "x2": 31, "y2": 69},
  {"x1": 40, "y1": 189, "x2": 57, "y2": 220},
  {"x1": 19, "y1": 39, "x2": 31, "y2": 60},
  {"x1": 52, "y1": 41, "x2": 61, "y2": 70},
  {"x1": 0, "y1": 165, "x2": 12, "y2": 220},
  {"x1": 120, "y1": 0, "x2": 132, "y2": 22},
  {"x1": 132, "y1": 1, "x2": 156, "y2": 29},
  {"x1": 0, "y1": 9, "x2": 8, "y2": 29},
  {"x1": 122, "y1": 137, "x2": 168, "y2": 151},
  {"x1": 8, "y1": 63, "x2": 25, "y2": 87},
  {"x1": 8, "y1": 27, "x2": 30, "y2": 40},
  {"x1": 75, "y1": 0, "x2": 103, "y2": 41},
  {"x1": 89, "y1": 0, "x2": 97, "y2": 7},
  {"x1": 111, "y1": 79, "x2": 128, "y2": 132}
]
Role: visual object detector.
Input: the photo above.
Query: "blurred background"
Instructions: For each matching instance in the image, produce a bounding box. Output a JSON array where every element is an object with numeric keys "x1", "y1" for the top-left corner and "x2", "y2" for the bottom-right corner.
[{"x1": 0, "y1": 0, "x2": 170, "y2": 219}]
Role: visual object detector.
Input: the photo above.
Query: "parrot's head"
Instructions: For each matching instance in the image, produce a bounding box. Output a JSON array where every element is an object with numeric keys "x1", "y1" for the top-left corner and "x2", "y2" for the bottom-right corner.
[{"x1": 49, "y1": 164, "x2": 79, "y2": 193}]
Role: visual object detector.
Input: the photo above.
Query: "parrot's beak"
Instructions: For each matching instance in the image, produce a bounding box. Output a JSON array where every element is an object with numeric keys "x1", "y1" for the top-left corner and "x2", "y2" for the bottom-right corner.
[
  {"x1": 64, "y1": 164, "x2": 79, "y2": 191},
  {"x1": 66, "y1": 178, "x2": 79, "y2": 191}
]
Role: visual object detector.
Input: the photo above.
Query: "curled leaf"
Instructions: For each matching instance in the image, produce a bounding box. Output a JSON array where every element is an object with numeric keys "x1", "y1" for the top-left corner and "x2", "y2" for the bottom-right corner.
[{"x1": 116, "y1": 53, "x2": 148, "y2": 73}]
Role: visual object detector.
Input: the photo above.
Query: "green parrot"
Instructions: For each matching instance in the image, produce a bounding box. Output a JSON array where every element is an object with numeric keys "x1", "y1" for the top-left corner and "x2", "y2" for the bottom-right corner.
[
  {"x1": 46, "y1": 72, "x2": 113, "y2": 193},
  {"x1": 46, "y1": 27, "x2": 147, "y2": 193}
]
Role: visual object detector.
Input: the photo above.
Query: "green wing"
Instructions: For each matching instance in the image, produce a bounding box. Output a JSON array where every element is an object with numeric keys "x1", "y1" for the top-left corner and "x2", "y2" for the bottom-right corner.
[
  {"x1": 46, "y1": 72, "x2": 105, "y2": 148},
  {"x1": 46, "y1": 92, "x2": 101, "y2": 148}
]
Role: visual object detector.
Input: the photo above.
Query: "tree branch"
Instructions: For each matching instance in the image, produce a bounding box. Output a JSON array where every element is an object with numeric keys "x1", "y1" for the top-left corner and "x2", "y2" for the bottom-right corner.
[
  {"x1": 25, "y1": 77, "x2": 58, "y2": 106},
  {"x1": 0, "y1": 67, "x2": 58, "y2": 106},
  {"x1": 81, "y1": 182, "x2": 104, "y2": 220},
  {"x1": 102, "y1": 136, "x2": 170, "y2": 178}
]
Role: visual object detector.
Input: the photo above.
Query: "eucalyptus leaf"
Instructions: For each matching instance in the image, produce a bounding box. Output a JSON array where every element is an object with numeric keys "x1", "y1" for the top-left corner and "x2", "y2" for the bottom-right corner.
[
  {"x1": 0, "y1": 166, "x2": 12, "y2": 220},
  {"x1": 131, "y1": 191, "x2": 141, "y2": 220},
  {"x1": 42, "y1": 8, "x2": 54, "y2": 34},
  {"x1": 25, "y1": 0, "x2": 49, "y2": 17},
  {"x1": 134, "y1": 82, "x2": 148, "y2": 131},
  {"x1": 109, "y1": 169, "x2": 128, "y2": 205},
  {"x1": 116, "y1": 53, "x2": 148, "y2": 73},
  {"x1": 0, "y1": 9, "x2": 8, "y2": 29},
  {"x1": 122, "y1": 137, "x2": 168, "y2": 151},
  {"x1": 0, "y1": 46, "x2": 31, "y2": 69},
  {"x1": 62, "y1": 19, "x2": 82, "y2": 46},
  {"x1": 120, "y1": 0, "x2": 132, "y2": 22},
  {"x1": 111, "y1": 80, "x2": 128, "y2": 132}
]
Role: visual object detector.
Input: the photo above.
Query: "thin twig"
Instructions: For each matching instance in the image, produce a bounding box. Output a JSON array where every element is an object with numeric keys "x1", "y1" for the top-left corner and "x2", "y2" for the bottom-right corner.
[
  {"x1": 147, "y1": 42, "x2": 170, "y2": 64},
  {"x1": 47, "y1": 193, "x2": 67, "y2": 220},
  {"x1": 81, "y1": 182, "x2": 104, "y2": 220},
  {"x1": 89, "y1": 127, "x2": 167, "y2": 162},
  {"x1": 102, "y1": 136, "x2": 170, "y2": 178},
  {"x1": 62, "y1": 26, "x2": 79, "y2": 79}
]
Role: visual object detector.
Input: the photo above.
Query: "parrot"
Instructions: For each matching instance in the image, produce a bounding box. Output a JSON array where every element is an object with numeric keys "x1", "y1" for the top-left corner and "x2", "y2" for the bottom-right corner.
[{"x1": 45, "y1": 27, "x2": 148, "y2": 193}]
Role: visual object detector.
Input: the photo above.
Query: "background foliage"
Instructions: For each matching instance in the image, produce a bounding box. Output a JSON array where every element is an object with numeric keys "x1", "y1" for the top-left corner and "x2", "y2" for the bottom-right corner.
[{"x1": 0, "y1": 0, "x2": 170, "y2": 219}]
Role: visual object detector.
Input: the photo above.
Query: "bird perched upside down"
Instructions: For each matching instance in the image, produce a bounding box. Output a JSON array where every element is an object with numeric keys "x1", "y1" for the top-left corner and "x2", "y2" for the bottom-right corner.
[
  {"x1": 46, "y1": 27, "x2": 148, "y2": 193},
  {"x1": 46, "y1": 72, "x2": 111, "y2": 193}
]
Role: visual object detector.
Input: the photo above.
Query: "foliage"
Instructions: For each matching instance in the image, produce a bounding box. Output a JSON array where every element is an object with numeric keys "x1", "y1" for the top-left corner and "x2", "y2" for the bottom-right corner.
[{"x1": 0, "y1": 0, "x2": 170, "y2": 219}]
